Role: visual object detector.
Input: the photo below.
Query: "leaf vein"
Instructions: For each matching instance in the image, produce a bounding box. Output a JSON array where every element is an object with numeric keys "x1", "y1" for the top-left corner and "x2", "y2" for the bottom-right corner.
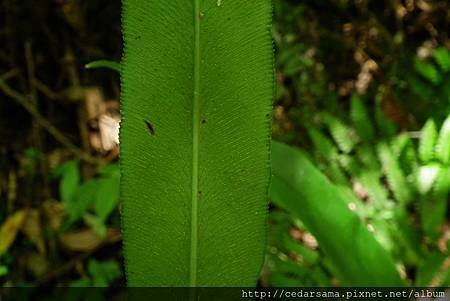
[{"x1": 190, "y1": 0, "x2": 201, "y2": 287}]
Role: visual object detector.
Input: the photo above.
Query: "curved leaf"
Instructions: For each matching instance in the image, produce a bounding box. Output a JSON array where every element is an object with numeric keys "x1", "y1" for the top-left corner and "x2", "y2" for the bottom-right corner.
[
  {"x1": 270, "y1": 141, "x2": 403, "y2": 286},
  {"x1": 121, "y1": 1, "x2": 273, "y2": 286},
  {"x1": 0, "y1": 210, "x2": 27, "y2": 256},
  {"x1": 85, "y1": 60, "x2": 121, "y2": 73}
]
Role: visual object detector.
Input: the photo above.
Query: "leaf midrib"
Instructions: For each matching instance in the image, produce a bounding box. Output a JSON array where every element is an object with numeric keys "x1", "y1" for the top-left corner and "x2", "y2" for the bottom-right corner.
[{"x1": 189, "y1": 0, "x2": 201, "y2": 287}]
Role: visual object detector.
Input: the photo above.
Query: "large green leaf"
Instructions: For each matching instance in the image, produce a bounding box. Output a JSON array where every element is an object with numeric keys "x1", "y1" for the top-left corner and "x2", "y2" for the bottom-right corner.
[
  {"x1": 270, "y1": 141, "x2": 403, "y2": 286},
  {"x1": 121, "y1": 1, "x2": 273, "y2": 286}
]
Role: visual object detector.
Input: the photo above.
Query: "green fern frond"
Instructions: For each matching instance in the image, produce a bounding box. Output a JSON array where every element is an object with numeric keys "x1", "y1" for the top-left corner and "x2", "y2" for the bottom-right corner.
[
  {"x1": 308, "y1": 128, "x2": 338, "y2": 161},
  {"x1": 399, "y1": 140, "x2": 419, "y2": 177},
  {"x1": 280, "y1": 233, "x2": 320, "y2": 265},
  {"x1": 436, "y1": 116, "x2": 450, "y2": 164},
  {"x1": 390, "y1": 133, "x2": 411, "y2": 159},
  {"x1": 420, "y1": 197, "x2": 447, "y2": 242},
  {"x1": 416, "y1": 164, "x2": 440, "y2": 195},
  {"x1": 356, "y1": 145, "x2": 380, "y2": 171},
  {"x1": 415, "y1": 252, "x2": 449, "y2": 287},
  {"x1": 338, "y1": 154, "x2": 359, "y2": 175},
  {"x1": 321, "y1": 161, "x2": 349, "y2": 186},
  {"x1": 408, "y1": 75, "x2": 435, "y2": 101},
  {"x1": 350, "y1": 94, "x2": 374, "y2": 142},
  {"x1": 375, "y1": 93, "x2": 397, "y2": 137},
  {"x1": 420, "y1": 166, "x2": 450, "y2": 241},
  {"x1": 358, "y1": 170, "x2": 389, "y2": 208},
  {"x1": 369, "y1": 218, "x2": 396, "y2": 254},
  {"x1": 433, "y1": 47, "x2": 450, "y2": 72},
  {"x1": 432, "y1": 166, "x2": 450, "y2": 198},
  {"x1": 321, "y1": 112, "x2": 355, "y2": 154},
  {"x1": 377, "y1": 142, "x2": 412, "y2": 204},
  {"x1": 390, "y1": 208, "x2": 423, "y2": 265},
  {"x1": 414, "y1": 58, "x2": 441, "y2": 85},
  {"x1": 391, "y1": 133, "x2": 419, "y2": 176},
  {"x1": 419, "y1": 119, "x2": 437, "y2": 163}
]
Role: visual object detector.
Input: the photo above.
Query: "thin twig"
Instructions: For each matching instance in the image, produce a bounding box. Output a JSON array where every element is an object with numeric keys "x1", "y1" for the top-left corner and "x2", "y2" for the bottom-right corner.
[
  {"x1": 408, "y1": 131, "x2": 421, "y2": 139},
  {"x1": 25, "y1": 41, "x2": 44, "y2": 203},
  {"x1": 32, "y1": 78, "x2": 61, "y2": 100},
  {"x1": 0, "y1": 68, "x2": 19, "y2": 81},
  {"x1": 0, "y1": 79, "x2": 99, "y2": 164}
]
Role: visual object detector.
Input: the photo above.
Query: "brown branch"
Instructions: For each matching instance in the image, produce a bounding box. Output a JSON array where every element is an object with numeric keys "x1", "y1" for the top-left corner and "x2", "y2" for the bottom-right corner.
[
  {"x1": 0, "y1": 79, "x2": 99, "y2": 164},
  {"x1": 32, "y1": 78, "x2": 61, "y2": 100}
]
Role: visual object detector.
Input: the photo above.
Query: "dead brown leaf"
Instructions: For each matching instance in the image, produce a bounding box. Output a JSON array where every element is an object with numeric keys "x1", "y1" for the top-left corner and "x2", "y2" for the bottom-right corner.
[
  {"x1": 0, "y1": 209, "x2": 27, "y2": 255},
  {"x1": 59, "y1": 228, "x2": 121, "y2": 252}
]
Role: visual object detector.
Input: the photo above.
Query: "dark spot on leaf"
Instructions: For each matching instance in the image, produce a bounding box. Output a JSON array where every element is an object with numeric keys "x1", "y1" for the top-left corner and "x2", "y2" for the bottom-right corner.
[
  {"x1": 144, "y1": 120, "x2": 155, "y2": 136},
  {"x1": 201, "y1": 119, "x2": 207, "y2": 124}
]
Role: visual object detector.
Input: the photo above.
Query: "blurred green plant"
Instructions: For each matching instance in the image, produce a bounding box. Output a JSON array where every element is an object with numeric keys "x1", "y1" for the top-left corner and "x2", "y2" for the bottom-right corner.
[
  {"x1": 268, "y1": 95, "x2": 450, "y2": 286},
  {"x1": 52, "y1": 162, "x2": 120, "y2": 237},
  {"x1": 70, "y1": 259, "x2": 121, "y2": 287},
  {"x1": 269, "y1": 141, "x2": 403, "y2": 286},
  {"x1": 404, "y1": 47, "x2": 450, "y2": 123}
]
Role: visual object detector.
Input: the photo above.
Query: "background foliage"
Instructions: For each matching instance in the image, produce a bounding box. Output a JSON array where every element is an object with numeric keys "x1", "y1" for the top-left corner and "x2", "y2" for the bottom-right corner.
[{"x1": 0, "y1": 0, "x2": 449, "y2": 289}]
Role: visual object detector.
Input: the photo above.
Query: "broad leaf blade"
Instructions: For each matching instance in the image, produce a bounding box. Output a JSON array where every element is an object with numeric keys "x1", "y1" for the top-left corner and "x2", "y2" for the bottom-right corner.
[
  {"x1": 270, "y1": 141, "x2": 403, "y2": 286},
  {"x1": 121, "y1": 1, "x2": 273, "y2": 286}
]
